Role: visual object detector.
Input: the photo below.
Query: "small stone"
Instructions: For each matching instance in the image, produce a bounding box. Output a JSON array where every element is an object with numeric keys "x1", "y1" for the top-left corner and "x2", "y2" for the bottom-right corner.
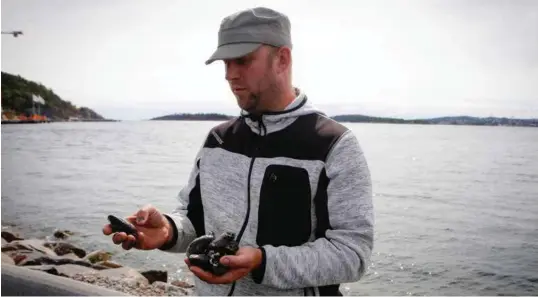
[
  {"x1": 94, "y1": 260, "x2": 123, "y2": 269},
  {"x1": 55, "y1": 264, "x2": 97, "y2": 278},
  {"x1": 171, "y1": 280, "x2": 194, "y2": 289},
  {"x1": 44, "y1": 242, "x2": 87, "y2": 258},
  {"x1": 152, "y1": 281, "x2": 189, "y2": 296},
  {"x1": 84, "y1": 250, "x2": 111, "y2": 264},
  {"x1": 53, "y1": 230, "x2": 69, "y2": 239},
  {"x1": 1, "y1": 231, "x2": 23, "y2": 243},
  {"x1": 27, "y1": 265, "x2": 59, "y2": 275},
  {"x1": 95, "y1": 267, "x2": 149, "y2": 286},
  {"x1": 16, "y1": 253, "x2": 93, "y2": 267},
  {"x1": 13, "y1": 253, "x2": 28, "y2": 264},
  {"x1": 140, "y1": 269, "x2": 167, "y2": 284},
  {"x1": 59, "y1": 253, "x2": 82, "y2": 260}
]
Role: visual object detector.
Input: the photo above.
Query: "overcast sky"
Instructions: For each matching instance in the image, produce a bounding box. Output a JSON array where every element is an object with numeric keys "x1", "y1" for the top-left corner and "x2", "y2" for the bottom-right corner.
[{"x1": 2, "y1": 0, "x2": 537, "y2": 120}]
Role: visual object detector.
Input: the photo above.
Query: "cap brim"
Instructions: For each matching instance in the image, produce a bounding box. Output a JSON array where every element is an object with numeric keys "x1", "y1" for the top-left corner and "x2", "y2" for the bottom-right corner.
[{"x1": 205, "y1": 43, "x2": 262, "y2": 65}]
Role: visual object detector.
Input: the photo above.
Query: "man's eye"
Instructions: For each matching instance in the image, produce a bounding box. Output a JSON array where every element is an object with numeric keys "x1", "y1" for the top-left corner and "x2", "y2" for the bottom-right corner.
[{"x1": 236, "y1": 58, "x2": 247, "y2": 65}]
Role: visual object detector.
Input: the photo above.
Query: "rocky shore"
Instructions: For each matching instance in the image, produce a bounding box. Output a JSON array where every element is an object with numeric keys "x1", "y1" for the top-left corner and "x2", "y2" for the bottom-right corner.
[{"x1": 1, "y1": 226, "x2": 195, "y2": 296}]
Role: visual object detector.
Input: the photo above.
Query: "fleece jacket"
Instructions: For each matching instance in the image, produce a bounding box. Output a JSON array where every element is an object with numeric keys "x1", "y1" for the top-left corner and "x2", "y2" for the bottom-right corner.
[{"x1": 160, "y1": 89, "x2": 374, "y2": 296}]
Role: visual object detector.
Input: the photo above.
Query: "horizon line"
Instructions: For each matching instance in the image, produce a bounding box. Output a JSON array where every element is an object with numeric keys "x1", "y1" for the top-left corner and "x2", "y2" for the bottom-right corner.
[{"x1": 142, "y1": 112, "x2": 538, "y2": 121}]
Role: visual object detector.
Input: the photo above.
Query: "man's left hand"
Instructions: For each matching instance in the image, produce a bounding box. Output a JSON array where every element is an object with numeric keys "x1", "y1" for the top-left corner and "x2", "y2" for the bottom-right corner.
[{"x1": 185, "y1": 246, "x2": 262, "y2": 284}]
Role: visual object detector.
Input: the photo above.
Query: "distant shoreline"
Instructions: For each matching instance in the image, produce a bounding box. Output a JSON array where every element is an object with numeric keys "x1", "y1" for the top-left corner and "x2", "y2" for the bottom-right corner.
[
  {"x1": 3, "y1": 113, "x2": 536, "y2": 128},
  {"x1": 149, "y1": 113, "x2": 538, "y2": 128},
  {"x1": 1, "y1": 119, "x2": 119, "y2": 125}
]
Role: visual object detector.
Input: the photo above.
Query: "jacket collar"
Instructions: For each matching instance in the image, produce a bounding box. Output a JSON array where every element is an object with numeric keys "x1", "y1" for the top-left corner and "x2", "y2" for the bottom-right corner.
[{"x1": 239, "y1": 88, "x2": 322, "y2": 135}]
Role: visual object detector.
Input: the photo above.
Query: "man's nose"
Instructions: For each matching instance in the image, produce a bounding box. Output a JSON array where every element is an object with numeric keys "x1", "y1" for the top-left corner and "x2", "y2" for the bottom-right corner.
[{"x1": 225, "y1": 61, "x2": 240, "y2": 81}]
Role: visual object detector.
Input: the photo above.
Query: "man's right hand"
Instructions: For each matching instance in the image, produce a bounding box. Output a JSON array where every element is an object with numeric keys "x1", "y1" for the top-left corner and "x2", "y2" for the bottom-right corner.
[{"x1": 102, "y1": 204, "x2": 173, "y2": 250}]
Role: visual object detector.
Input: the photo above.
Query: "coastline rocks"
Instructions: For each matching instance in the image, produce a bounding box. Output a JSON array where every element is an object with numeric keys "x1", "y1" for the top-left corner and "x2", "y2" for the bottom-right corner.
[
  {"x1": 1, "y1": 228, "x2": 194, "y2": 296},
  {"x1": 95, "y1": 267, "x2": 150, "y2": 286},
  {"x1": 172, "y1": 280, "x2": 195, "y2": 289},
  {"x1": 2, "y1": 239, "x2": 57, "y2": 257},
  {"x1": 94, "y1": 260, "x2": 123, "y2": 269},
  {"x1": 27, "y1": 263, "x2": 96, "y2": 277},
  {"x1": 44, "y1": 241, "x2": 86, "y2": 258},
  {"x1": 83, "y1": 250, "x2": 111, "y2": 263},
  {"x1": 141, "y1": 270, "x2": 168, "y2": 284},
  {"x1": 17, "y1": 253, "x2": 94, "y2": 267},
  {"x1": 70, "y1": 273, "x2": 191, "y2": 296},
  {"x1": 153, "y1": 281, "x2": 190, "y2": 295},
  {"x1": 1, "y1": 230, "x2": 24, "y2": 243},
  {"x1": 53, "y1": 229, "x2": 74, "y2": 239}
]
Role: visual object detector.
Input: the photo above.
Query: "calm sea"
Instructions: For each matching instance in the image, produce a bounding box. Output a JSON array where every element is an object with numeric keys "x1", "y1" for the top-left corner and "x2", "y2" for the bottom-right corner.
[{"x1": 2, "y1": 121, "x2": 537, "y2": 295}]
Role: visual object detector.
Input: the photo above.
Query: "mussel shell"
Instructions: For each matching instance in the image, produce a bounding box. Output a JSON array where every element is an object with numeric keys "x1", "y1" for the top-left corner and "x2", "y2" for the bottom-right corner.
[
  {"x1": 207, "y1": 250, "x2": 231, "y2": 276},
  {"x1": 188, "y1": 254, "x2": 213, "y2": 272},
  {"x1": 107, "y1": 215, "x2": 138, "y2": 238},
  {"x1": 211, "y1": 264, "x2": 230, "y2": 276},
  {"x1": 186, "y1": 231, "x2": 239, "y2": 276},
  {"x1": 186, "y1": 232, "x2": 215, "y2": 257},
  {"x1": 208, "y1": 232, "x2": 239, "y2": 255}
]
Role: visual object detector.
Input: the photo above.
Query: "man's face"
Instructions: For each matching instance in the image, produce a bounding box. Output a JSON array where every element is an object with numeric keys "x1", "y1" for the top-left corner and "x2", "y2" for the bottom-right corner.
[{"x1": 224, "y1": 46, "x2": 278, "y2": 113}]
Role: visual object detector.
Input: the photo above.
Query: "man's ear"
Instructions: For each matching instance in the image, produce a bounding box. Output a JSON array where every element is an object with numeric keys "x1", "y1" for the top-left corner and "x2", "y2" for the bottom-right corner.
[{"x1": 277, "y1": 47, "x2": 292, "y2": 74}]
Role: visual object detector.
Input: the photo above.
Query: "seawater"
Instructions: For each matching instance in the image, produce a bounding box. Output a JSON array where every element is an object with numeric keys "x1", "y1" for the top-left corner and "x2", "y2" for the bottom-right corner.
[{"x1": 2, "y1": 121, "x2": 537, "y2": 295}]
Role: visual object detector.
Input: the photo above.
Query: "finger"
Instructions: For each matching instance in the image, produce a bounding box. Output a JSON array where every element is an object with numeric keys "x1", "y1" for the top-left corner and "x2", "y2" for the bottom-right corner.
[
  {"x1": 135, "y1": 204, "x2": 154, "y2": 225},
  {"x1": 112, "y1": 232, "x2": 127, "y2": 244},
  {"x1": 135, "y1": 231, "x2": 152, "y2": 250},
  {"x1": 125, "y1": 234, "x2": 138, "y2": 250},
  {"x1": 102, "y1": 224, "x2": 112, "y2": 235},
  {"x1": 189, "y1": 266, "x2": 221, "y2": 284},
  {"x1": 125, "y1": 215, "x2": 139, "y2": 225},
  {"x1": 184, "y1": 258, "x2": 191, "y2": 266},
  {"x1": 189, "y1": 266, "x2": 247, "y2": 284},
  {"x1": 220, "y1": 254, "x2": 249, "y2": 269},
  {"x1": 122, "y1": 237, "x2": 136, "y2": 250}
]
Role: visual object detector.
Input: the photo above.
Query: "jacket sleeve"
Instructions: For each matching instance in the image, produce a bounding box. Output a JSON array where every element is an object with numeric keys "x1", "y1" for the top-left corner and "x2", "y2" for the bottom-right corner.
[
  {"x1": 251, "y1": 129, "x2": 374, "y2": 289},
  {"x1": 159, "y1": 144, "x2": 205, "y2": 253}
]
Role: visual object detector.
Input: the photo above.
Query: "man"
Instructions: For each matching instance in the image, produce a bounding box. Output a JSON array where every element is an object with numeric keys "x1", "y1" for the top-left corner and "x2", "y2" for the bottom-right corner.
[{"x1": 103, "y1": 7, "x2": 374, "y2": 296}]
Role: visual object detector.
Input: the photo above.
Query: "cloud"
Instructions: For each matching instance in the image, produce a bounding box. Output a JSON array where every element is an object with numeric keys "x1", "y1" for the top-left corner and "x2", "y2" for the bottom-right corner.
[{"x1": 2, "y1": 0, "x2": 537, "y2": 120}]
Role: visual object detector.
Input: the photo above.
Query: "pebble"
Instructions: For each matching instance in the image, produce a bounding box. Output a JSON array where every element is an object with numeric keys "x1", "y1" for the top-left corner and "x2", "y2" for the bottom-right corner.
[{"x1": 71, "y1": 272, "x2": 190, "y2": 296}]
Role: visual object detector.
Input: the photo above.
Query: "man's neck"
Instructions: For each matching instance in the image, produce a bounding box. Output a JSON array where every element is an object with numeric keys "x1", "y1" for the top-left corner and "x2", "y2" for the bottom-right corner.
[{"x1": 264, "y1": 87, "x2": 296, "y2": 112}]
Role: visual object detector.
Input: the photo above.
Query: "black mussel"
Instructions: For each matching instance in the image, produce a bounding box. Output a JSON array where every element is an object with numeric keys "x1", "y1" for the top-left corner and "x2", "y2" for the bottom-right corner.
[
  {"x1": 186, "y1": 232, "x2": 215, "y2": 257},
  {"x1": 207, "y1": 250, "x2": 231, "y2": 276},
  {"x1": 188, "y1": 254, "x2": 213, "y2": 271},
  {"x1": 107, "y1": 215, "x2": 138, "y2": 238},
  {"x1": 208, "y1": 232, "x2": 239, "y2": 255},
  {"x1": 187, "y1": 231, "x2": 240, "y2": 276},
  {"x1": 211, "y1": 262, "x2": 230, "y2": 276}
]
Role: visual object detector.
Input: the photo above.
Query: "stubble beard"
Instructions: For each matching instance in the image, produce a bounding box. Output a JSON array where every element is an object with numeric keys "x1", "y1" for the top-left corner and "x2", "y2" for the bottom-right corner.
[{"x1": 239, "y1": 53, "x2": 279, "y2": 114}]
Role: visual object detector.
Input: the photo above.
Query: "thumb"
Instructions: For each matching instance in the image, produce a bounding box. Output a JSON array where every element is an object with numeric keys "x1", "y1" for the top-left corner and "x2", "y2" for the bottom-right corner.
[
  {"x1": 135, "y1": 207, "x2": 150, "y2": 225},
  {"x1": 220, "y1": 254, "x2": 250, "y2": 269}
]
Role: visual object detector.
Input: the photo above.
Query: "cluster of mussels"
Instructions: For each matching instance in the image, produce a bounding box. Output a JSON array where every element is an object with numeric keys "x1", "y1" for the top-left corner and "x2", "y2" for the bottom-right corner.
[{"x1": 186, "y1": 232, "x2": 239, "y2": 276}]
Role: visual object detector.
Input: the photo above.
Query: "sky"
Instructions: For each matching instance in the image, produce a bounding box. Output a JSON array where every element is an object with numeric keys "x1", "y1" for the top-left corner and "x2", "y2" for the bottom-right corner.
[{"x1": 2, "y1": 0, "x2": 537, "y2": 121}]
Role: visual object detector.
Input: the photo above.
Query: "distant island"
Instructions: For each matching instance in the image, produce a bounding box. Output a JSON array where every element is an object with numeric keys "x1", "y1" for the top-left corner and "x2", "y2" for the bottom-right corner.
[
  {"x1": 151, "y1": 113, "x2": 234, "y2": 121},
  {"x1": 332, "y1": 114, "x2": 538, "y2": 127},
  {"x1": 151, "y1": 113, "x2": 538, "y2": 127},
  {"x1": 1, "y1": 71, "x2": 116, "y2": 123}
]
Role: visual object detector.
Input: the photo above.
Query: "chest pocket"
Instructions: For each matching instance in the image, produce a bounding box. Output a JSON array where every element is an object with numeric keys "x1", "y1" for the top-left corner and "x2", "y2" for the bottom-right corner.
[{"x1": 256, "y1": 164, "x2": 312, "y2": 247}]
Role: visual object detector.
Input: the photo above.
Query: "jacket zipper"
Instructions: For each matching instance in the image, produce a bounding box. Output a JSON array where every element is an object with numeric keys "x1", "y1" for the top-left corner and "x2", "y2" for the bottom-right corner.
[{"x1": 227, "y1": 141, "x2": 259, "y2": 296}]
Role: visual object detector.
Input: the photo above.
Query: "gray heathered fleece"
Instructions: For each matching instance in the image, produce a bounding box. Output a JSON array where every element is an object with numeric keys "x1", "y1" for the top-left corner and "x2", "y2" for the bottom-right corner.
[{"x1": 162, "y1": 90, "x2": 374, "y2": 296}]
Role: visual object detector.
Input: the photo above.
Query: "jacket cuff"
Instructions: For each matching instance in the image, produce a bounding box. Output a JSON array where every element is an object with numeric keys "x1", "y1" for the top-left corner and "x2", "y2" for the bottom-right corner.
[
  {"x1": 158, "y1": 214, "x2": 179, "y2": 250},
  {"x1": 251, "y1": 246, "x2": 267, "y2": 284}
]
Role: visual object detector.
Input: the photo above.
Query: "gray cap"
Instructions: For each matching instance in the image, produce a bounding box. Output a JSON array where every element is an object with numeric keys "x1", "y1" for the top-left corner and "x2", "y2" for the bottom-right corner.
[{"x1": 205, "y1": 7, "x2": 292, "y2": 65}]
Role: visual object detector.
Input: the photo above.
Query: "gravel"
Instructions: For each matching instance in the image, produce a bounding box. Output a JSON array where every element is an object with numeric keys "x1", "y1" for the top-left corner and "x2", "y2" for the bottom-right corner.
[{"x1": 70, "y1": 272, "x2": 192, "y2": 296}]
